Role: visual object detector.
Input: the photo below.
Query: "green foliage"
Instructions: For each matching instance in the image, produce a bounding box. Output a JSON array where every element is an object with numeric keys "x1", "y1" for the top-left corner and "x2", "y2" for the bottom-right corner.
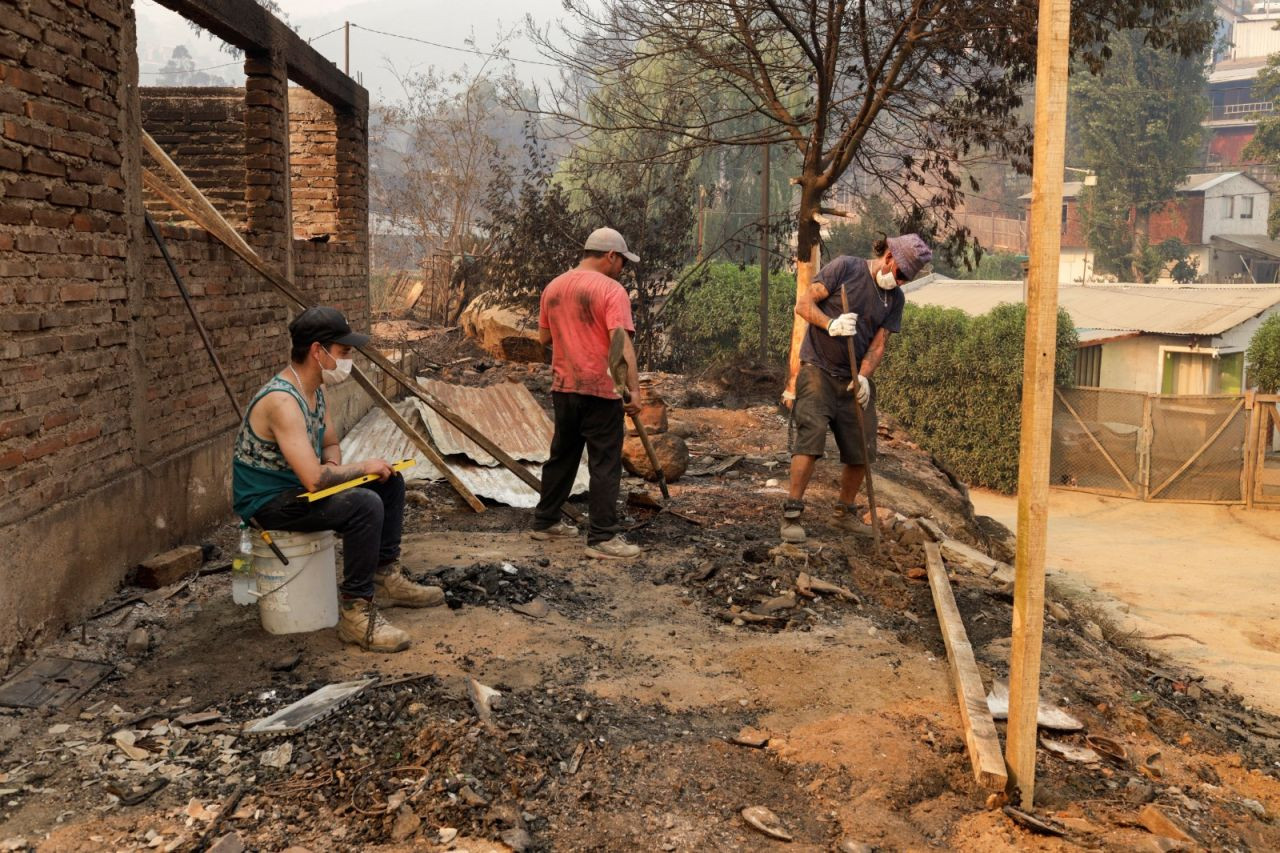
[
  {"x1": 663, "y1": 261, "x2": 796, "y2": 370},
  {"x1": 950, "y1": 250, "x2": 1027, "y2": 281},
  {"x1": 1247, "y1": 313, "x2": 1280, "y2": 392},
  {"x1": 1070, "y1": 22, "x2": 1210, "y2": 278},
  {"x1": 823, "y1": 197, "x2": 897, "y2": 259},
  {"x1": 877, "y1": 303, "x2": 1078, "y2": 493}
]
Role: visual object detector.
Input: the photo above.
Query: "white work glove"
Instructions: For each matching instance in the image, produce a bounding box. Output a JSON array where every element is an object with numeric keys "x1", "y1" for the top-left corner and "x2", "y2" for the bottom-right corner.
[
  {"x1": 847, "y1": 374, "x2": 871, "y2": 406},
  {"x1": 826, "y1": 312, "x2": 858, "y2": 337}
]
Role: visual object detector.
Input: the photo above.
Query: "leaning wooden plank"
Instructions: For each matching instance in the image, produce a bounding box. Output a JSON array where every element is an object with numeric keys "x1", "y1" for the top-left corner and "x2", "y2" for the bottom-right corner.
[
  {"x1": 924, "y1": 542, "x2": 1008, "y2": 791},
  {"x1": 349, "y1": 367, "x2": 484, "y2": 513},
  {"x1": 141, "y1": 133, "x2": 582, "y2": 523}
]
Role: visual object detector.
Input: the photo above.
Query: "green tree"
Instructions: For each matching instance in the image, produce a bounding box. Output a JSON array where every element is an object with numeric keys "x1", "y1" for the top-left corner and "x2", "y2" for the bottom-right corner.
[
  {"x1": 1247, "y1": 313, "x2": 1280, "y2": 392},
  {"x1": 1246, "y1": 59, "x2": 1280, "y2": 237},
  {"x1": 1071, "y1": 22, "x2": 1210, "y2": 280},
  {"x1": 663, "y1": 261, "x2": 797, "y2": 369}
]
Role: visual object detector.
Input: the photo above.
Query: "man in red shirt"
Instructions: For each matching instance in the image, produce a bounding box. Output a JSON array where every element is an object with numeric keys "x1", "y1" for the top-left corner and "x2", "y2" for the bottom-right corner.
[{"x1": 531, "y1": 228, "x2": 643, "y2": 559}]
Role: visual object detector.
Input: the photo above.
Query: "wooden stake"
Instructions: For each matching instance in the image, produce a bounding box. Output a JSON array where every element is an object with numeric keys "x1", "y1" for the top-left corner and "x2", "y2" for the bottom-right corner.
[
  {"x1": 925, "y1": 543, "x2": 1008, "y2": 791},
  {"x1": 1006, "y1": 0, "x2": 1072, "y2": 810},
  {"x1": 141, "y1": 132, "x2": 582, "y2": 522}
]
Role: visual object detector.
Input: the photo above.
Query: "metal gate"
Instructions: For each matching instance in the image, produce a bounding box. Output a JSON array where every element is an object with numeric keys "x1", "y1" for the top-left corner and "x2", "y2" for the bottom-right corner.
[
  {"x1": 1247, "y1": 394, "x2": 1280, "y2": 508},
  {"x1": 1051, "y1": 387, "x2": 1255, "y2": 505}
]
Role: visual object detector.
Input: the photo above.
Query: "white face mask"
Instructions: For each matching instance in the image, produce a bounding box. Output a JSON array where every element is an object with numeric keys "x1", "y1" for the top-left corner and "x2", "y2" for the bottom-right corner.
[
  {"x1": 875, "y1": 267, "x2": 899, "y2": 290},
  {"x1": 319, "y1": 349, "x2": 353, "y2": 385}
]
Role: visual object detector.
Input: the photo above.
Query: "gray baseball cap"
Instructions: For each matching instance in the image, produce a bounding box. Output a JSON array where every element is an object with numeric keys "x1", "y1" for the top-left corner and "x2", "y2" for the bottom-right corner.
[{"x1": 583, "y1": 227, "x2": 640, "y2": 263}]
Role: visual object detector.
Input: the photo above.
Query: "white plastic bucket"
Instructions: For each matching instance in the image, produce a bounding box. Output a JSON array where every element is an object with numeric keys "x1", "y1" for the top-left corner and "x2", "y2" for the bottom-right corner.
[{"x1": 251, "y1": 530, "x2": 339, "y2": 635}]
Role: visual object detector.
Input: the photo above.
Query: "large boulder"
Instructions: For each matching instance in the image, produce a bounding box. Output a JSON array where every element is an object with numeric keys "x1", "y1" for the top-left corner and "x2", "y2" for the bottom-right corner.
[
  {"x1": 458, "y1": 293, "x2": 545, "y2": 363},
  {"x1": 622, "y1": 432, "x2": 689, "y2": 482}
]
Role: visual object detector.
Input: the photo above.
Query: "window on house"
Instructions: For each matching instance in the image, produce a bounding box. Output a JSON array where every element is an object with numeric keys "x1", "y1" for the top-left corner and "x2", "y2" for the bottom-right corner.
[
  {"x1": 1061, "y1": 202, "x2": 1068, "y2": 233},
  {"x1": 1074, "y1": 345, "x2": 1102, "y2": 387},
  {"x1": 1223, "y1": 195, "x2": 1235, "y2": 218},
  {"x1": 1241, "y1": 195, "x2": 1254, "y2": 219},
  {"x1": 1160, "y1": 350, "x2": 1242, "y2": 394}
]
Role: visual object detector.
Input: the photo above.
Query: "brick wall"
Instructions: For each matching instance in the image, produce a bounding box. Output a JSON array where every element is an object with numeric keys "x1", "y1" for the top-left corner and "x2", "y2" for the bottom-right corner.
[
  {"x1": 141, "y1": 88, "x2": 247, "y2": 227},
  {"x1": 290, "y1": 89, "x2": 338, "y2": 240},
  {"x1": 0, "y1": 0, "x2": 371, "y2": 666}
]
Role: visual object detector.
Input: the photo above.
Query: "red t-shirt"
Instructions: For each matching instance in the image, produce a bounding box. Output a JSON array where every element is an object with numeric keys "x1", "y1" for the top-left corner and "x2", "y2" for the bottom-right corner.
[{"x1": 538, "y1": 268, "x2": 635, "y2": 399}]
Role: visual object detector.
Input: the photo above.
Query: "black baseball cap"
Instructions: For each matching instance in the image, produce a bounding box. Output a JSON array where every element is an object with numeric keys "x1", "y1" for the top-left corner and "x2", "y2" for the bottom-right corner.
[{"x1": 288, "y1": 306, "x2": 370, "y2": 349}]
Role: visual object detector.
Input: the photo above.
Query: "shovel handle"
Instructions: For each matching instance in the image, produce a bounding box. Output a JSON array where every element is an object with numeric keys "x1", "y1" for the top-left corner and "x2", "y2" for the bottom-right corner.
[
  {"x1": 630, "y1": 412, "x2": 670, "y2": 500},
  {"x1": 839, "y1": 287, "x2": 881, "y2": 551}
]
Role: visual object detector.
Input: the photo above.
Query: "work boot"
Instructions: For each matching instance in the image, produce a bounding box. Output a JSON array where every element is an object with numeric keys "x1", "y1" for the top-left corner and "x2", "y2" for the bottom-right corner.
[
  {"x1": 780, "y1": 499, "x2": 806, "y2": 544},
  {"x1": 585, "y1": 535, "x2": 642, "y2": 560},
  {"x1": 834, "y1": 502, "x2": 875, "y2": 537},
  {"x1": 373, "y1": 566, "x2": 444, "y2": 608},
  {"x1": 530, "y1": 521, "x2": 579, "y2": 541},
  {"x1": 337, "y1": 599, "x2": 411, "y2": 653}
]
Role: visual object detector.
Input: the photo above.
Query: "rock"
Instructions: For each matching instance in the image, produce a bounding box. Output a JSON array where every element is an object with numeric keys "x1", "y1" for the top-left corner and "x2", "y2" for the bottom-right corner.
[
  {"x1": 1048, "y1": 601, "x2": 1071, "y2": 622},
  {"x1": 1083, "y1": 621, "x2": 1105, "y2": 642},
  {"x1": 741, "y1": 806, "x2": 792, "y2": 841},
  {"x1": 206, "y1": 834, "x2": 244, "y2": 853},
  {"x1": 838, "y1": 842, "x2": 873, "y2": 853},
  {"x1": 458, "y1": 293, "x2": 544, "y2": 362},
  {"x1": 622, "y1": 433, "x2": 689, "y2": 483},
  {"x1": 438, "y1": 827, "x2": 459, "y2": 844},
  {"x1": 905, "y1": 567, "x2": 927, "y2": 581},
  {"x1": 731, "y1": 726, "x2": 770, "y2": 748},
  {"x1": 126, "y1": 628, "x2": 150, "y2": 655},
  {"x1": 0, "y1": 839, "x2": 29, "y2": 853},
  {"x1": 268, "y1": 652, "x2": 302, "y2": 672},
  {"x1": 389, "y1": 805, "x2": 420, "y2": 842},
  {"x1": 897, "y1": 519, "x2": 930, "y2": 546},
  {"x1": 511, "y1": 598, "x2": 551, "y2": 619},
  {"x1": 500, "y1": 828, "x2": 532, "y2": 851},
  {"x1": 459, "y1": 785, "x2": 488, "y2": 807},
  {"x1": 136, "y1": 544, "x2": 203, "y2": 589},
  {"x1": 259, "y1": 742, "x2": 293, "y2": 769},
  {"x1": 1240, "y1": 798, "x2": 1267, "y2": 818},
  {"x1": 764, "y1": 478, "x2": 780, "y2": 487},
  {"x1": 1138, "y1": 804, "x2": 1195, "y2": 843}
]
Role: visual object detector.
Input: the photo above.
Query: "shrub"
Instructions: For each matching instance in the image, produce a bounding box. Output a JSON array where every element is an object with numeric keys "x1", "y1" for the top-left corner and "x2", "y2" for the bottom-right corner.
[
  {"x1": 877, "y1": 302, "x2": 1077, "y2": 493},
  {"x1": 1247, "y1": 313, "x2": 1280, "y2": 392},
  {"x1": 663, "y1": 261, "x2": 796, "y2": 370}
]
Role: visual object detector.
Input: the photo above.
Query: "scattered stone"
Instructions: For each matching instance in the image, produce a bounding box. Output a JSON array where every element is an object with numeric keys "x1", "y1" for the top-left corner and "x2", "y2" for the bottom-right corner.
[
  {"x1": 1041, "y1": 736, "x2": 1100, "y2": 764},
  {"x1": 206, "y1": 833, "x2": 244, "y2": 853},
  {"x1": 467, "y1": 678, "x2": 501, "y2": 726},
  {"x1": 764, "y1": 478, "x2": 780, "y2": 488},
  {"x1": 438, "y1": 827, "x2": 459, "y2": 844},
  {"x1": 405, "y1": 489, "x2": 431, "y2": 507},
  {"x1": 459, "y1": 785, "x2": 488, "y2": 807},
  {"x1": 897, "y1": 520, "x2": 930, "y2": 546},
  {"x1": 731, "y1": 726, "x2": 770, "y2": 748},
  {"x1": 112, "y1": 730, "x2": 149, "y2": 761},
  {"x1": 389, "y1": 805, "x2": 420, "y2": 842},
  {"x1": 268, "y1": 652, "x2": 302, "y2": 672},
  {"x1": 511, "y1": 598, "x2": 551, "y2": 619},
  {"x1": 136, "y1": 544, "x2": 203, "y2": 589},
  {"x1": 126, "y1": 628, "x2": 150, "y2": 655},
  {"x1": 0, "y1": 839, "x2": 28, "y2": 853},
  {"x1": 46, "y1": 723, "x2": 70, "y2": 736},
  {"x1": 500, "y1": 828, "x2": 532, "y2": 851},
  {"x1": 185, "y1": 799, "x2": 216, "y2": 821},
  {"x1": 838, "y1": 842, "x2": 873, "y2": 853},
  {"x1": 904, "y1": 568, "x2": 927, "y2": 581},
  {"x1": 1083, "y1": 621, "x2": 1105, "y2": 642},
  {"x1": 1138, "y1": 804, "x2": 1195, "y2": 843},
  {"x1": 622, "y1": 432, "x2": 689, "y2": 483},
  {"x1": 741, "y1": 805, "x2": 792, "y2": 841},
  {"x1": 1240, "y1": 798, "x2": 1267, "y2": 819},
  {"x1": 258, "y1": 742, "x2": 292, "y2": 769},
  {"x1": 173, "y1": 711, "x2": 222, "y2": 728},
  {"x1": 753, "y1": 591, "x2": 797, "y2": 615},
  {"x1": 1047, "y1": 601, "x2": 1071, "y2": 622}
]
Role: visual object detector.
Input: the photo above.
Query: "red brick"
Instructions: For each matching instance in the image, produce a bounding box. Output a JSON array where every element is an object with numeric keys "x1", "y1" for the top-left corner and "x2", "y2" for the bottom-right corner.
[
  {"x1": 90, "y1": 191, "x2": 124, "y2": 212},
  {"x1": 31, "y1": 208, "x2": 72, "y2": 228},
  {"x1": 42, "y1": 27, "x2": 83, "y2": 58},
  {"x1": 0, "y1": 312, "x2": 41, "y2": 332},
  {"x1": 66, "y1": 113, "x2": 105, "y2": 136},
  {"x1": 25, "y1": 152, "x2": 64, "y2": 177},
  {"x1": 2, "y1": 65, "x2": 44, "y2": 95},
  {"x1": 20, "y1": 336, "x2": 60, "y2": 356},
  {"x1": 42, "y1": 408, "x2": 77, "y2": 430},
  {"x1": 60, "y1": 283, "x2": 97, "y2": 301},
  {"x1": 86, "y1": 0, "x2": 123, "y2": 26},
  {"x1": 64, "y1": 64, "x2": 104, "y2": 91},
  {"x1": 5, "y1": 119, "x2": 50, "y2": 147},
  {"x1": 72, "y1": 212, "x2": 106, "y2": 231},
  {"x1": 0, "y1": 450, "x2": 22, "y2": 471},
  {"x1": 0, "y1": 147, "x2": 20, "y2": 171},
  {"x1": 23, "y1": 436, "x2": 66, "y2": 462},
  {"x1": 44, "y1": 80, "x2": 86, "y2": 108},
  {"x1": 50, "y1": 185, "x2": 90, "y2": 207},
  {"x1": 24, "y1": 46, "x2": 64, "y2": 76},
  {"x1": 0, "y1": 205, "x2": 32, "y2": 226},
  {"x1": 0, "y1": 414, "x2": 40, "y2": 440},
  {"x1": 0, "y1": 5, "x2": 42, "y2": 40},
  {"x1": 65, "y1": 424, "x2": 101, "y2": 446},
  {"x1": 15, "y1": 233, "x2": 59, "y2": 254}
]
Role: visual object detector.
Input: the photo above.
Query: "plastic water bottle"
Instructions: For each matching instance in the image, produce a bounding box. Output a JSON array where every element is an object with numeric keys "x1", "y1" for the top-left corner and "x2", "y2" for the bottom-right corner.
[{"x1": 231, "y1": 522, "x2": 255, "y2": 606}]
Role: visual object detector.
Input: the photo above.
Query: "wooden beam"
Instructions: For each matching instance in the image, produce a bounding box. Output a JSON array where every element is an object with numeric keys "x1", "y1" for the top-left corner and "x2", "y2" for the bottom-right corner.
[
  {"x1": 142, "y1": 133, "x2": 582, "y2": 522},
  {"x1": 349, "y1": 367, "x2": 484, "y2": 513},
  {"x1": 149, "y1": 0, "x2": 366, "y2": 112},
  {"x1": 1006, "y1": 0, "x2": 1072, "y2": 810},
  {"x1": 924, "y1": 542, "x2": 1008, "y2": 791}
]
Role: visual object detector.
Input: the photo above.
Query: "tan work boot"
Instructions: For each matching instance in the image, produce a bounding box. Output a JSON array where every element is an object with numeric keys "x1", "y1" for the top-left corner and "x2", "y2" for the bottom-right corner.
[
  {"x1": 530, "y1": 521, "x2": 579, "y2": 541},
  {"x1": 585, "y1": 535, "x2": 642, "y2": 560},
  {"x1": 374, "y1": 566, "x2": 445, "y2": 608},
  {"x1": 337, "y1": 599, "x2": 411, "y2": 652},
  {"x1": 780, "y1": 499, "x2": 806, "y2": 544},
  {"x1": 834, "y1": 502, "x2": 875, "y2": 537}
]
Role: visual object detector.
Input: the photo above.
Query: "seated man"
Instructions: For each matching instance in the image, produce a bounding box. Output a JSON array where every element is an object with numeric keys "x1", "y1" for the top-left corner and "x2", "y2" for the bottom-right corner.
[{"x1": 232, "y1": 306, "x2": 441, "y2": 652}]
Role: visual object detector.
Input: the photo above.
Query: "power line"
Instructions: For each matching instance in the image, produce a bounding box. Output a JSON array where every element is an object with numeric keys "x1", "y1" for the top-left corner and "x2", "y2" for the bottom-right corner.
[
  {"x1": 139, "y1": 59, "x2": 242, "y2": 76},
  {"x1": 349, "y1": 23, "x2": 560, "y2": 68},
  {"x1": 307, "y1": 25, "x2": 345, "y2": 44}
]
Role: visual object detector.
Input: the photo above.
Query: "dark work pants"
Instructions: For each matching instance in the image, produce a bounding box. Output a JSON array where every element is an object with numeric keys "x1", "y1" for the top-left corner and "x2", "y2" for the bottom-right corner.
[
  {"x1": 533, "y1": 392, "x2": 623, "y2": 544},
  {"x1": 253, "y1": 472, "x2": 405, "y2": 599}
]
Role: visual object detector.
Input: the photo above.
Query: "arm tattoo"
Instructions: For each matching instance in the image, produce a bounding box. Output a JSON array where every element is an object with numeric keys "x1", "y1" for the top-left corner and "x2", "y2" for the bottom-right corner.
[{"x1": 314, "y1": 463, "x2": 366, "y2": 489}]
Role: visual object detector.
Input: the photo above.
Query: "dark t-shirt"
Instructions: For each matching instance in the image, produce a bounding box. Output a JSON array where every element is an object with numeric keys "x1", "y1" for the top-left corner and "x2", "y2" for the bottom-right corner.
[{"x1": 799, "y1": 255, "x2": 905, "y2": 379}]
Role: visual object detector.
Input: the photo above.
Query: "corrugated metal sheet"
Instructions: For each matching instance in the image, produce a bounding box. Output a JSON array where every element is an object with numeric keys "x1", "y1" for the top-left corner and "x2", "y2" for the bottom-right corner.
[
  {"x1": 907, "y1": 280, "x2": 1280, "y2": 336},
  {"x1": 413, "y1": 379, "x2": 552, "y2": 466},
  {"x1": 339, "y1": 384, "x2": 588, "y2": 508},
  {"x1": 1076, "y1": 329, "x2": 1141, "y2": 346},
  {"x1": 1212, "y1": 233, "x2": 1280, "y2": 260},
  {"x1": 339, "y1": 401, "x2": 443, "y2": 482}
]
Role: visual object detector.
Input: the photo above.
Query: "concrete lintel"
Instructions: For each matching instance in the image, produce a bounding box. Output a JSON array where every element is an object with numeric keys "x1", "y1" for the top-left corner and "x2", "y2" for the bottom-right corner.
[{"x1": 150, "y1": 0, "x2": 367, "y2": 113}]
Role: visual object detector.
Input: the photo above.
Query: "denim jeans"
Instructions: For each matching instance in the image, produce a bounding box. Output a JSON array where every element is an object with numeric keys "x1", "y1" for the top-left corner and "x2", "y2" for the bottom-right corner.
[
  {"x1": 533, "y1": 392, "x2": 623, "y2": 544},
  {"x1": 253, "y1": 472, "x2": 405, "y2": 599}
]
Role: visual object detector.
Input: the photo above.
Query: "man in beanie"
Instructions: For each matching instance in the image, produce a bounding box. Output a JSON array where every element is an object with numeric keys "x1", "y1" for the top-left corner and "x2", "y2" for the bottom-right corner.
[
  {"x1": 531, "y1": 228, "x2": 644, "y2": 560},
  {"x1": 232, "y1": 306, "x2": 442, "y2": 653},
  {"x1": 779, "y1": 233, "x2": 932, "y2": 543}
]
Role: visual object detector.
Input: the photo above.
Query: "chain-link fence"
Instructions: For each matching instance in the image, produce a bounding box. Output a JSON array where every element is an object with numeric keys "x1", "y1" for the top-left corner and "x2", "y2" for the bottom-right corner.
[{"x1": 1051, "y1": 387, "x2": 1251, "y2": 504}]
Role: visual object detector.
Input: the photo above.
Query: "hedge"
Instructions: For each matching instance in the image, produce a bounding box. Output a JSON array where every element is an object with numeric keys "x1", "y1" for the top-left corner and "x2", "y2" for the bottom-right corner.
[
  {"x1": 663, "y1": 261, "x2": 797, "y2": 370},
  {"x1": 876, "y1": 302, "x2": 1078, "y2": 493}
]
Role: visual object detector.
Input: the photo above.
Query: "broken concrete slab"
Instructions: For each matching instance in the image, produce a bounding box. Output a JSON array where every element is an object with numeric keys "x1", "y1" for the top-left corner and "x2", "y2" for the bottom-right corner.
[{"x1": 136, "y1": 544, "x2": 203, "y2": 589}]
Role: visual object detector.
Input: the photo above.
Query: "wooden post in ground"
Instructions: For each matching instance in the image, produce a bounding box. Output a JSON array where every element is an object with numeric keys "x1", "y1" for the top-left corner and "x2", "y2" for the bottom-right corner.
[{"x1": 1005, "y1": 0, "x2": 1072, "y2": 810}]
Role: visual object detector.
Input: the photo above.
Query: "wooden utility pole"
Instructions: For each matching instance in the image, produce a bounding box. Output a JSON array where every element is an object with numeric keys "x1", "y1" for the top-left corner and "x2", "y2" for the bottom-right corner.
[
  {"x1": 1005, "y1": 0, "x2": 1072, "y2": 810},
  {"x1": 759, "y1": 145, "x2": 770, "y2": 361},
  {"x1": 344, "y1": 21, "x2": 350, "y2": 75}
]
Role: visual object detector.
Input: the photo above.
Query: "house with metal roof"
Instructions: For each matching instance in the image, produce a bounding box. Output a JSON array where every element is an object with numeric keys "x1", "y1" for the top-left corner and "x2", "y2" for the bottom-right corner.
[
  {"x1": 904, "y1": 278, "x2": 1280, "y2": 393},
  {"x1": 1020, "y1": 171, "x2": 1278, "y2": 284}
]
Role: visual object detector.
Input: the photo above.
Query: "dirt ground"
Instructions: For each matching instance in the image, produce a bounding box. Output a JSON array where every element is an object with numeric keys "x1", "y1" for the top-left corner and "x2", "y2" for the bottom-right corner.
[
  {"x1": 971, "y1": 488, "x2": 1280, "y2": 716},
  {"x1": 1, "y1": 341, "x2": 1279, "y2": 851}
]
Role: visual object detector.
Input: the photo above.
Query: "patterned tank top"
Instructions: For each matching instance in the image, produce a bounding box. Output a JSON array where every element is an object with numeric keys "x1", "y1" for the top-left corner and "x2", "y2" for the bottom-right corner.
[{"x1": 231, "y1": 375, "x2": 326, "y2": 521}]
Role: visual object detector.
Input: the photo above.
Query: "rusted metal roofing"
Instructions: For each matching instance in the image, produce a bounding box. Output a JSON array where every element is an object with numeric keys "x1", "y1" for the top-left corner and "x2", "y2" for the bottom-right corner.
[
  {"x1": 339, "y1": 384, "x2": 587, "y2": 508},
  {"x1": 413, "y1": 379, "x2": 552, "y2": 467},
  {"x1": 906, "y1": 279, "x2": 1280, "y2": 336}
]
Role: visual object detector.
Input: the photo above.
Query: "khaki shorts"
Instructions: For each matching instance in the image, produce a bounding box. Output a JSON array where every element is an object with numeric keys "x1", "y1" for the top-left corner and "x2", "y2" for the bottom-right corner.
[{"x1": 791, "y1": 363, "x2": 877, "y2": 465}]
